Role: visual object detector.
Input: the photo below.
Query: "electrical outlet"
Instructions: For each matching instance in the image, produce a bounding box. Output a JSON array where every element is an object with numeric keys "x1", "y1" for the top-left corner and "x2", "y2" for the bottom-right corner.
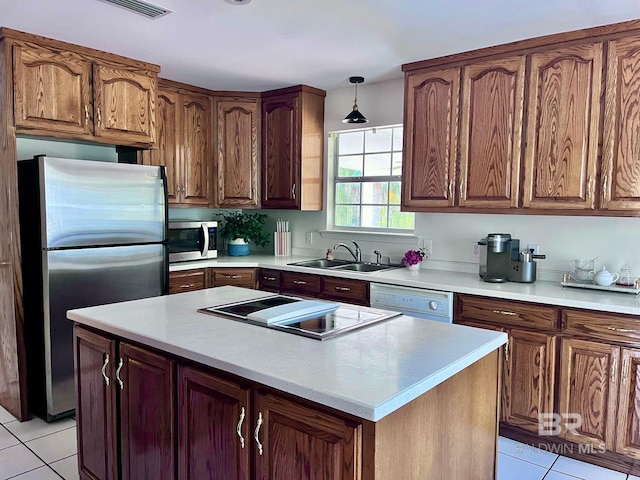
[
  {"x1": 527, "y1": 243, "x2": 540, "y2": 254},
  {"x1": 471, "y1": 242, "x2": 480, "y2": 259},
  {"x1": 305, "y1": 231, "x2": 313, "y2": 245},
  {"x1": 423, "y1": 239, "x2": 433, "y2": 256}
]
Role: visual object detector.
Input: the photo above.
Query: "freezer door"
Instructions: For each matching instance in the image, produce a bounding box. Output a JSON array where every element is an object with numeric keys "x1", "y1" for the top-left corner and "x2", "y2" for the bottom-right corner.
[
  {"x1": 43, "y1": 244, "x2": 165, "y2": 419},
  {"x1": 39, "y1": 156, "x2": 166, "y2": 248}
]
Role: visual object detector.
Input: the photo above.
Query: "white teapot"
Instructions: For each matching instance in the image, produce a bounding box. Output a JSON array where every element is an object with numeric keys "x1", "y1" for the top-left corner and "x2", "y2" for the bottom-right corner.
[{"x1": 589, "y1": 266, "x2": 619, "y2": 286}]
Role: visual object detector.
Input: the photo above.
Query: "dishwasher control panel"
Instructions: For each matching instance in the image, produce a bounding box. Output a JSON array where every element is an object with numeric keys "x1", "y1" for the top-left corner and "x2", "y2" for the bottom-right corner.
[{"x1": 369, "y1": 283, "x2": 453, "y2": 321}]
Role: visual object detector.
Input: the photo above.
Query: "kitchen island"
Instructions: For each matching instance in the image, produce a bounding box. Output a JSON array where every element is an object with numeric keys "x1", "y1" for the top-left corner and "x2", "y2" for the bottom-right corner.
[{"x1": 69, "y1": 286, "x2": 507, "y2": 480}]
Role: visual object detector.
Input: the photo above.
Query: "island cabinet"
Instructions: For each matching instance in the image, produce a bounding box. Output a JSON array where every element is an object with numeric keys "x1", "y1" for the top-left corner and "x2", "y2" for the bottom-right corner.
[
  {"x1": 455, "y1": 295, "x2": 558, "y2": 432},
  {"x1": 10, "y1": 33, "x2": 158, "y2": 147},
  {"x1": 74, "y1": 326, "x2": 175, "y2": 480},
  {"x1": 145, "y1": 80, "x2": 213, "y2": 207},
  {"x1": 261, "y1": 85, "x2": 325, "y2": 211},
  {"x1": 169, "y1": 269, "x2": 207, "y2": 294},
  {"x1": 215, "y1": 96, "x2": 261, "y2": 208}
]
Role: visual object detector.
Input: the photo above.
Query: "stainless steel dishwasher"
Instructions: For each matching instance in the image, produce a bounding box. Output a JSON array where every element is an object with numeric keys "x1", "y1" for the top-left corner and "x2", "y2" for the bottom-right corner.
[{"x1": 369, "y1": 283, "x2": 453, "y2": 323}]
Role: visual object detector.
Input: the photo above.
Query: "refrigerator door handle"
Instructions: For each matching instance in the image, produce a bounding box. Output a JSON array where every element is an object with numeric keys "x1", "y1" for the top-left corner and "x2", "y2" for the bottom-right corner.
[{"x1": 200, "y1": 223, "x2": 209, "y2": 258}]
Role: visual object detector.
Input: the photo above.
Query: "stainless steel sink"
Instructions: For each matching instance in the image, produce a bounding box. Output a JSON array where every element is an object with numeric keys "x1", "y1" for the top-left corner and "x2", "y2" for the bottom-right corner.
[
  {"x1": 333, "y1": 263, "x2": 400, "y2": 272},
  {"x1": 289, "y1": 259, "x2": 352, "y2": 268},
  {"x1": 288, "y1": 259, "x2": 402, "y2": 273}
]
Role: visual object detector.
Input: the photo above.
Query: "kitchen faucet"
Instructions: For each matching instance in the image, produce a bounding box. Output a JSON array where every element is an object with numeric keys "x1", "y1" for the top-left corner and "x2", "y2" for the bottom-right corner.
[
  {"x1": 374, "y1": 250, "x2": 383, "y2": 264},
  {"x1": 333, "y1": 241, "x2": 361, "y2": 262}
]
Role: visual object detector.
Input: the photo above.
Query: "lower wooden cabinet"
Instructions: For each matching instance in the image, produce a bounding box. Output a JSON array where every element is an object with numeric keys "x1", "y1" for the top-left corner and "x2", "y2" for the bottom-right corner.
[
  {"x1": 615, "y1": 348, "x2": 640, "y2": 459},
  {"x1": 503, "y1": 329, "x2": 556, "y2": 432},
  {"x1": 169, "y1": 269, "x2": 207, "y2": 294},
  {"x1": 209, "y1": 267, "x2": 257, "y2": 289},
  {"x1": 258, "y1": 268, "x2": 281, "y2": 292},
  {"x1": 74, "y1": 326, "x2": 176, "y2": 480},
  {"x1": 319, "y1": 276, "x2": 369, "y2": 306},
  {"x1": 280, "y1": 271, "x2": 321, "y2": 297}
]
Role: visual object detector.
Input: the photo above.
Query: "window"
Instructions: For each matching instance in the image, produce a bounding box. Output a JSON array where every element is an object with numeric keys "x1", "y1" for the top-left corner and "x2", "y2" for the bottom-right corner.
[{"x1": 332, "y1": 125, "x2": 414, "y2": 230}]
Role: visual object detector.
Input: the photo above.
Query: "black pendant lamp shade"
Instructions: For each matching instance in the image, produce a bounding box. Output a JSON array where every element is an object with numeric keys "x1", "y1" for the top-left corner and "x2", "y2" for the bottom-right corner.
[{"x1": 343, "y1": 76, "x2": 368, "y2": 124}]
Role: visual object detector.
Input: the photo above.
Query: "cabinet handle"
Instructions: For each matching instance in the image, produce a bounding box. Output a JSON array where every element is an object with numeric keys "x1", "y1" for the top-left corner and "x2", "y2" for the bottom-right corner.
[
  {"x1": 84, "y1": 105, "x2": 89, "y2": 127},
  {"x1": 447, "y1": 180, "x2": 453, "y2": 198},
  {"x1": 622, "y1": 357, "x2": 629, "y2": 385},
  {"x1": 606, "y1": 327, "x2": 635, "y2": 333},
  {"x1": 97, "y1": 107, "x2": 102, "y2": 129},
  {"x1": 101, "y1": 353, "x2": 110, "y2": 386},
  {"x1": 492, "y1": 310, "x2": 517, "y2": 316},
  {"x1": 263, "y1": 276, "x2": 277, "y2": 281},
  {"x1": 116, "y1": 357, "x2": 124, "y2": 390},
  {"x1": 335, "y1": 286, "x2": 351, "y2": 292},
  {"x1": 602, "y1": 174, "x2": 608, "y2": 200},
  {"x1": 293, "y1": 280, "x2": 307, "y2": 285},
  {"x1": 180, "y1": 284, "x2": 195, "y2": 289},
  {"x1": 611, "y1": 357, "x2": 617, "y2": 384},
  {"x1": 254, "y1": 412, "x2": 263, "y2": 456},
  {"x1": 459, "y1": 179, "x2": 464, "y2": 196},
  {"x1": 587, "y1": 175, "x2": 593, "y2": 199},
  {"x1": 224, "y1": 274, "x2": 242, "y2": 279},
  {"x1": 291, "y1": 183, "x2": 296, "y2": 200},
  {"x1": 236, "y1": 406, "x2": 246, "y2": 448},
  {"x1": 504, "y1": 338, "x2": 509, "y2": 364}
]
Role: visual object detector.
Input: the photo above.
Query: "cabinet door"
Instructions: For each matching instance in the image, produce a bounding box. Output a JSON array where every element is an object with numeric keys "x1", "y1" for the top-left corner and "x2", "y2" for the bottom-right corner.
[
  {"x1": 216, "y1": 97, "x2": 260, "y2": 208},
  {"x1": 503, "y1": 330, "x2": 555, "y2": 432},
  {"x1": 602, "y1": 36, "x2": 640, "y2": 211},
  {"x1": 261, "y1": 93, "x2": 298, "y2": 209},
  {"x1": 615, "y1": 348, "x2": 640, "y2": 459},
  {"x1": 523, "y1": 43, "x2": 603, "y2": 210},
  {"x1": 169, "y1": 269, "x2": 207, "y2": 294},
  {"x1": 13, "y1": 43, "x2": 92, "y2": 136},
  {"x1": 459, "y1": 56, "x2": 525, "y2": 208},
  {"x1": 93, "y1": 64, "x2": 156, "y2": 146},
  {"x1": 320, "y1": 277, "x2": 368, "y2": 306},
  {"x1": 178, "y1": 366, "x2": 251, "y2": 480},
  {"x1": 258, "y1": 269, "x2": 281, "y2": 293},
  {"x1": 180, "y1": 93, "x2": 213, "y2": 206},
  {"x1": 210, "y1": 268, "x2": 256, "y2": 289},
  {"x1": 402, "y1": 67, "x2": 460, "y2": 209},
  {"x1": 559, "y1": 338, "x2": 619, "y2": 450},
  {"x1": 119, "y1": 342, "x2": 175, "y2": 480},
  {"x1": 150, "y1": 88, "x2": 180, "y2": 204},
  {"x1": 254, "y1": 391, "x2": 361, "y2": 480},
  {"x1": 280, "y1": 272, "x2": 320, "y2": 297},
  {"x1": 74, "y1": 326, "x2": 118, "y2": 480}
]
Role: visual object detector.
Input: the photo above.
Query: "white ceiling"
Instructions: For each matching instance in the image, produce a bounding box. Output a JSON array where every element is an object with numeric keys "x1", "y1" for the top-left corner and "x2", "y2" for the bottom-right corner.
[{"x1": 4, "y1": 0, "x2": 640, "y2": 92}]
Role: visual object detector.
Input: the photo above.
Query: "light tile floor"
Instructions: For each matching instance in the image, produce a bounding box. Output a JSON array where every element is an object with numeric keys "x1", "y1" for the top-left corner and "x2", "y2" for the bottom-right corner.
[{"x1": 1, "y1": 404, "x2": 639, "y2": 479}]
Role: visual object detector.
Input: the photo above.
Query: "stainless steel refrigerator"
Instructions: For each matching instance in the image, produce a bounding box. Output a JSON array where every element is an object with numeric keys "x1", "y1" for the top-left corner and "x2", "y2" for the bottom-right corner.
[{"x1": 18, "y1": 156, "x2": 168, "y2": 421}]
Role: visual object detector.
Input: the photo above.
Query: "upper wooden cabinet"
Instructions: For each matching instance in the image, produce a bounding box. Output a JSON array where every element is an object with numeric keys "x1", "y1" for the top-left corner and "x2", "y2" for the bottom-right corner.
[
  {"x1": 261, "y1": 85, "x2": 325, "y2": 210},
  {"x1": 11, "y1": 35, "x2": 158, "y2": 148},
  {"x1": 215, "y1": 96, "x2": 260, "y2": 208},
  {"x1": 523, "y1": 43, "x2": 603, "y2": 210},
  {"x1": 146, "y1": 81, "x2": 213, "y2": 207},
  {"x1": 402, "y1": 67, "x2": 460, "y2": 209},
  {"x1": 602, "y1": 35, "x2": 640, "y2": 211},
  {"x1": 459, "y1": 56, "x2": 525, "y2": 208}
]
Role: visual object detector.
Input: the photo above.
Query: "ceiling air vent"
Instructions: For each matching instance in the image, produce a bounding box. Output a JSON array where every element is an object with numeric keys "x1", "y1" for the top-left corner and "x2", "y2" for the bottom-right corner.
[{"x1": 97, "y1": 0, "x2": 172, "y2": 19}]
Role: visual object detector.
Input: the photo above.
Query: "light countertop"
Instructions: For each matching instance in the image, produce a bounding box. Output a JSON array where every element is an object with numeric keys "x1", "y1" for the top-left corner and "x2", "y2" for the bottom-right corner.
[
  {"x1": 170, "y1": 255, "x2": 640, "y2": 316},
  {"x1": 68, "y1": 286, "x2": 507, "y2": 421}
]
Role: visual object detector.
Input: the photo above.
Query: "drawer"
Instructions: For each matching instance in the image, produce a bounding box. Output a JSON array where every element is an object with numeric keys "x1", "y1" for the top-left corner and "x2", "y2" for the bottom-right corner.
[
  {"x1": 281, "y1": 272, "x2": 320, "y2": 296},
  {"x1": 320, "y1": 277, "x2": 368, "y2": 305},
  {"x1": 456, "y1": 294, "x2": 559, "y2": 330},
  {"x1": 562, "y1": 309, "x2": 640, "y2": 344},
  {"x1": 210, "y1": 268, "x2": 256, "y2": 289},
  {"x1": 169, "y1": 269, "x2": 206, "y2": 294},
  {"x1": 259, "y1": 268, "x2": 281, "y2": 292}
]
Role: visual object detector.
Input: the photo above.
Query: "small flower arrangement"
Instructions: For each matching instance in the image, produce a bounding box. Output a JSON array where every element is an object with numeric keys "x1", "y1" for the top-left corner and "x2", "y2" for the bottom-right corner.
[{"x1": 403, "y1": 248, "x2": 427, "y2": 266}]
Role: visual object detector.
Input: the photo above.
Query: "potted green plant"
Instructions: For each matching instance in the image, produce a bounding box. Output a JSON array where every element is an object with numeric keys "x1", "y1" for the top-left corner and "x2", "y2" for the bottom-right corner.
[{"x1": 218, "y1": 212, "x2": 270, "y2": 256}]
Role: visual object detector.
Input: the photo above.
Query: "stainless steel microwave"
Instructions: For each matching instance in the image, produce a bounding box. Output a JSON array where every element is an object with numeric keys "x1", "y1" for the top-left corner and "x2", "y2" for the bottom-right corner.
[{"x1": 168, "y1": 221, "x2": 217, "y2": 263}]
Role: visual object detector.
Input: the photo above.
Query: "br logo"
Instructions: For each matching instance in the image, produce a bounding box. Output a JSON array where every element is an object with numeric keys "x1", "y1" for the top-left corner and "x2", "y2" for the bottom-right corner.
[{"x1": 538, "y1": 413, "x2": 583, "y2": 436}]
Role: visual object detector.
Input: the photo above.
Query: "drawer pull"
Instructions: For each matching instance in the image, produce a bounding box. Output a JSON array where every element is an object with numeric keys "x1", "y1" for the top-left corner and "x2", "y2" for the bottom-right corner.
[
  {"x1": 263, "y1": 276, "x2": 277, "y2": 281},
  {"x1": 254, "y1": 412, "x2": 263, "y2": 456},
  {"x1": 492, "y1": 310, "x2": 517, "y2": 316},
  {"x1": 335, "y1": 286, "x2": 351, "y2": 292},
  {"x1": 84, "y1": 105, "x2": 89, "y2": 126},
  {"x1": 97, "y1": 107, "x2": 102, "y2": 129},
  {"x1": 101, "y1": 353, "x2": 110, "y2": 386},
  {"x1": 606, "y1": 327, "x2": 635, "y2": 333},
  {"x1": 236, "y1": 406, "x2": 246, "y2": 448},
  {"x1": 293, "y1": 280, "x2": 307, "y2": 285},
  {"x1": 224, "y1": 274, "x2": 242, "y2": 279},
  {"x1": 179, "y1": 283, "x2": 195, "y2": 288},
  {"x1": 116, "y1": 357, "x2": 124, "y2": 390}
]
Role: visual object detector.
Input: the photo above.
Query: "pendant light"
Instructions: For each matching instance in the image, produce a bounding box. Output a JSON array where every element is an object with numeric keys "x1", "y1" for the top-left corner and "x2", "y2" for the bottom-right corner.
[{"x1": 342, "y1": 76, "x2": 368, "y2": 124}]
